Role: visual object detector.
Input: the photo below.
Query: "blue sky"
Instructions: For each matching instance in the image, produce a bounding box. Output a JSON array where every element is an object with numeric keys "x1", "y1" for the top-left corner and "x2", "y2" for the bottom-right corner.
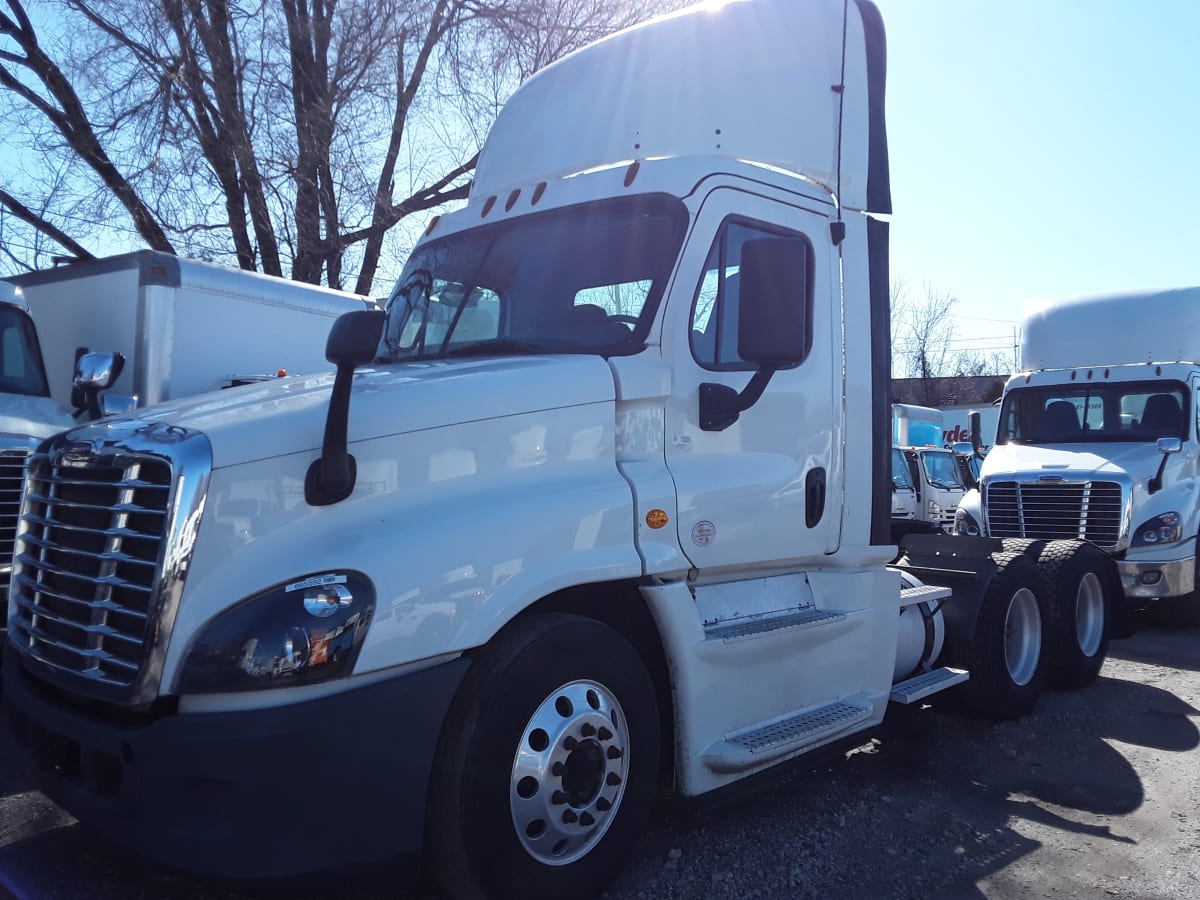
[{"x1": 872, "y1": 0, "x2": 1200, "y2": 361}]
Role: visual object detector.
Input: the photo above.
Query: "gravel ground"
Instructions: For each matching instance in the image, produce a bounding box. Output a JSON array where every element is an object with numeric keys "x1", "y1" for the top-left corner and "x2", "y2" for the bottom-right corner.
[{"x1": 2, "y1": 619, "x2": 1198, "y2": 900}]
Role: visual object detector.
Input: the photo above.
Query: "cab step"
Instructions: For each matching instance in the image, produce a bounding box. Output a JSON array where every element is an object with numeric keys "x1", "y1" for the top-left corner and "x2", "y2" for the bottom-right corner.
[
  {"x1": 701, "y1": 697, "x2": 872, "y2": 773},
  {"x1": 704, "y1": 607, "x2": 846, "y2": 643},
  {"x1": 889, "y1": 666, "x2": 968, "y2": 704},
  {"x1": 900, "y1": 584, "x2": 952, "y2": 606}
]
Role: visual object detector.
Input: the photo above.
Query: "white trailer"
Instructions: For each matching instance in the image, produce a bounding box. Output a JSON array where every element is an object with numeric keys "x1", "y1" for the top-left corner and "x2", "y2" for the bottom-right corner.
[
  {"x1": 8, "y1": 250, "x2": 371, "y2": 411},
  {"x1": 957, "y1": 287, "x2": 1200, "y2": 625},
  {"x1": 4, "y1": 3, "x2": 1119, "y2": 897}
]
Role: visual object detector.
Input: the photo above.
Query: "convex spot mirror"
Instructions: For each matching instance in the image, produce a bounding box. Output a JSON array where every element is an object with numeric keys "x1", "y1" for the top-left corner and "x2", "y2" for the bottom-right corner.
[{"x1": 327, "y1": 309, "x2": 386, "y2": 367}]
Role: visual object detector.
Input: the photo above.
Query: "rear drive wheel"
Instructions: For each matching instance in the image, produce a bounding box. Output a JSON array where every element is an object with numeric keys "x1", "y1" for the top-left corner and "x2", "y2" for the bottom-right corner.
[
  {"x1": 1035, "y1": 540, "x2": 1111, "y2": 688},
  {"x1": 429, "y1": 613, "x2": 659, "y2": 900},
  {"x1": 946, "y1": 551, "x2": 1050, "y2": 720}
]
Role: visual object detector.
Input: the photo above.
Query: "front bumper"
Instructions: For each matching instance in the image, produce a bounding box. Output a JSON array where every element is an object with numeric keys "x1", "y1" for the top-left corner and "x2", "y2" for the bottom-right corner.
[
  {"x1": 3, "y1": 651, "x2": 470, "y2": 880},
  {"x1": 1117, "y1": 554, "x2": 1195, "y2": 600}
]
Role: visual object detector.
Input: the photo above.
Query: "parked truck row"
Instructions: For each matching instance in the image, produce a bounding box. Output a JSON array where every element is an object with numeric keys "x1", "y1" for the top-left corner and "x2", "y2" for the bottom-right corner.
[{"x1": 0, "y1": 2, "x2": 1135, "y2": 899}]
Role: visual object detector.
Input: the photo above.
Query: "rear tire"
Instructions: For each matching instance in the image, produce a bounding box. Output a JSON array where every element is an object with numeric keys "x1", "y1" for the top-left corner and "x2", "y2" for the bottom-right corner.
[
  {"x1": 429, "y1": 613, "x2": 659, "y2": 900},
  {"x1": 1035, "y1": 540, "x2": 1111, "y2": 688},
  {"x1": 945, "y1": 551, "x2": 1050, "y2": 720}
]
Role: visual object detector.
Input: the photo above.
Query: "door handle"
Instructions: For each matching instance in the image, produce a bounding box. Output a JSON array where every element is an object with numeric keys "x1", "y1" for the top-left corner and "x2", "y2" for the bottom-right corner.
[{"x1": 805, "y1": 467, "x2": 826, "y2": 528}]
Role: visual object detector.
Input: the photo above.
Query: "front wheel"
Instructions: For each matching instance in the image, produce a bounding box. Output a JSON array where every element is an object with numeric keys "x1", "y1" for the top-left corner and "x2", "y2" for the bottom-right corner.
[
  {"x1": 946, "y1": 551, "x2": 1050, "y2": 720},
  {"x1": 1036, "y1": 540, "x2": 1112, "y2": 688},
  {"x1": 429, "y1": 613, "x2": 659, "y2": 900}
]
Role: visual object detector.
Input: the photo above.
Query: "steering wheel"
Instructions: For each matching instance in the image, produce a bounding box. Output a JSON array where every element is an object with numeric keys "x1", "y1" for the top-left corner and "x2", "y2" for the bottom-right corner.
[{"x1": 610, "y1": 314, "x2": 639, "y2": 331}]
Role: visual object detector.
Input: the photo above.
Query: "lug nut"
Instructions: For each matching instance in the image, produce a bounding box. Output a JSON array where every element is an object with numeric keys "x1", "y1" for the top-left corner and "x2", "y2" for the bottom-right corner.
[
  {"x1": 562, "y1": 809, "x2": 578, "y2": 824},
  {"x1": 607, "y1": 746, "x2": 623, "y2": 760},
  {"x1": 597, "y1": 727, "x2": 613, "y2": 741},
  {"x1": 551, "y1": 790, "x2": 566, "y2": 805},
  {"x1": 564, "y1": 736, "x2": 578, "y2": 751},
  {"x1": 552, "y1": 762, "x2": 565, "y2": 777},
  {"x1": 597, "y1": 797, "x2": 612, "y2": 812},
  {"x1": 581, "y1": 723, "x2": 596, "y2": 737},
  {"x1": 579, "y1": 812, "x2": 595, "y2": 826},
  {"x1": 606, "y1": 772, "x2": 622, "y2": 786}
]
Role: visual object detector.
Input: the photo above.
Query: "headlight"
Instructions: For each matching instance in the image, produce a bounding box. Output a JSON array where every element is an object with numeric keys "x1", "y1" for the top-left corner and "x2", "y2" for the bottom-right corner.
[
  {"x1": 177, "y1": 572, "x2": 375, "y2": 693},
  {"x1": 1131, "y1": 512, "x2": 1183, "y2": 548},
  {"x1": 954, "y1": 507, "x2": 981, "y2": 537}
]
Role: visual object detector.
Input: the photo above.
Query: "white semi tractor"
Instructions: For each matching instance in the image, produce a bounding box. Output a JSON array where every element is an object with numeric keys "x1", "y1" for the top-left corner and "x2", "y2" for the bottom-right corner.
[
  {"x1": 957, "y1": 287, "x2": 1200, "y2": 625},
  {"x1": 4, "y1": 3, "x2": 1118, "y2": 897}
]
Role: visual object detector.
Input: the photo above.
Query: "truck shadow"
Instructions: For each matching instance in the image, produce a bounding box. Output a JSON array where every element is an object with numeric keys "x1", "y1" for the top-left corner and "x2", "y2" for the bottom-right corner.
[
  {"x1": 608, "y1": 670, "x2": 1197, "y2": 900},
  {"x1": 1109, "y1": 621, "x2": 1200, "y2": 673}
]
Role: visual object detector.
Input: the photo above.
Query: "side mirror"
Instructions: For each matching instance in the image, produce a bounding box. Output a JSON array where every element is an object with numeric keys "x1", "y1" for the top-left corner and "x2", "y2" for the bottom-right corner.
[
  {"x1": 1149, "y1": 437, "x2": 1183, "y2": 495},
  {"x1": 73, "y1": 351, "x2": 124, "y2": 390},
  {"x1": 73, "y1": 351, "x2": 126, "y2": 421},
  {"x1": 737, "y1": 237, "x2": 810, "y2": 365},
  {"x1": 306, "y1": 310, "x2": 386, "y2": 506},
  {"x1": 101, "y1": 394, "x2": 138, "y2": 416},
  {"x1": 700, "y1": 237, "x2": 810, "y2": 431},
  {"x1": 951, "y1": 442, "x2": 974, "y2": 457}
]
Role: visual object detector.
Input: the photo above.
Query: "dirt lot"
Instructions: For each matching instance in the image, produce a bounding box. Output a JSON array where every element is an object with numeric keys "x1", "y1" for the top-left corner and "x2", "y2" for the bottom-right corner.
[{"x1": 2, "y1": 620, "x2": 1198, "y2": 900}]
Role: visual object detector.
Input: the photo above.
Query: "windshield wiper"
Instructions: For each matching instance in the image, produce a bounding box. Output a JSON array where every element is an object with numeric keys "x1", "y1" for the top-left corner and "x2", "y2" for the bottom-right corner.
[{"x1": 442, "y1": 338, "x2": 558, "y2": 358}]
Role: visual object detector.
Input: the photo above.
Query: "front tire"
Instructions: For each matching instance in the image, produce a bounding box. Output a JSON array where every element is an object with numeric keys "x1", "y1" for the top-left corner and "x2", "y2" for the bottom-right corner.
[
  {"x1": 946, "y1": 551, "x2": 1050, "y2": 720},
  {"x1": 429, "y1": 613, "x2": 659, "y2": 900},
  {"x1": 1036, "y1": 540, "x2": 1111, "y2": 688}
]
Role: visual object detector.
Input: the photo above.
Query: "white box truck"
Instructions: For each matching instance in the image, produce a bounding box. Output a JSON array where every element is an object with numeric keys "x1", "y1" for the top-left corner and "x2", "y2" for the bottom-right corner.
[
  {"x1": 957, "y1": 287, "x2": 1200, "y2": 625},
  {"x1": 0, "y1": 253, "x2": 369, "y2": 645},
  {"x1": 3, "y1": 3, "x2": 1120, "y2": 897},
  {"x1": 893, "y1": 403, "x2": 966, "y2": 531}
]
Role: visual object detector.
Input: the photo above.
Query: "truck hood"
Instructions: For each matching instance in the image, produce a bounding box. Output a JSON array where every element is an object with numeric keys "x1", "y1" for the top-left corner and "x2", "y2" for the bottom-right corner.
[
  {"x1": 95, "y1": 356, "x2": 618, "y2": 469},
  {"x1": 982, "y1": 441, "x2": 1163, "y2": 482},
  {"x1": 0, "y1": 393, "x2": 76, "y2": 444}
]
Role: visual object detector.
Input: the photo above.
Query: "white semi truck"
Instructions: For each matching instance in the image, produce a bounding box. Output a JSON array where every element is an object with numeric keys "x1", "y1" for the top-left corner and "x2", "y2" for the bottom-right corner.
[
  {"x1": 957, "y1": 287, "x2": 1200, "y2": 625},
  {"x1": 4, "y1": 2, "x2": 1119, "y2": 897},
  {"x1": 0, "y1": 253, "x2": 368, "y2": 646}
]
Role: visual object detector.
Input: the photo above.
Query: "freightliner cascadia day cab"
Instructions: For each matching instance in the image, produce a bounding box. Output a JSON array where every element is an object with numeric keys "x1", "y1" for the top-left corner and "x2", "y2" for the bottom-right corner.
[
  {"x1": 0, "y1": 252, "x2": 369, "y2": 648},
  {"x1": 957, "y1": 288, "x2": 1200, "y2": 626},
  {"x1": 4, "y1": 2, "x2": 1120, "y2": 897}
]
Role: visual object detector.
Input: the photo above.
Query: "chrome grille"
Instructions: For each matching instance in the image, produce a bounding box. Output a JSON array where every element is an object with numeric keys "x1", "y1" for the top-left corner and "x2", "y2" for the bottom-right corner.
[
  {"x1": 9, "y1": 452, "x2": 172, "y2": 687},
  {"x1": 985, "y1": 480, "x2": 1124, "y2": 549},
  {"x1": 0, "y1": 448, "x2": 31, "y2": 570}
]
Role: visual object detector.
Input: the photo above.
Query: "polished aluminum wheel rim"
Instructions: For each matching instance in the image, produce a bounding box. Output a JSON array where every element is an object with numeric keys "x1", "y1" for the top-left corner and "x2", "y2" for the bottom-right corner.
[
  {"x1": 1075, "y1": 571, "x2": 1105, "y2": 657},
  {"x1": 1004, "y1": 587, "x2": 1042, "y2": 686},
  {"x1": 510, "y1": 679, "x2": 629, "y2": 866}
]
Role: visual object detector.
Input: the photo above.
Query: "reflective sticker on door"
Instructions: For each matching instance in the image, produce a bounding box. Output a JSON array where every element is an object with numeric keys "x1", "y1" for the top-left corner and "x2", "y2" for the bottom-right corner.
[{"x1": 691, "y1": 521, "x2": 716, "y2": 546}]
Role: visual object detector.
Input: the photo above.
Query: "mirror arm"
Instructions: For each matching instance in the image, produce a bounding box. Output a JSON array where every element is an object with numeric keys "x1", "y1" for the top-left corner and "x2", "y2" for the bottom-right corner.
[
  {"x1": 700, "y1": 365, "x2": 779, "y2": 432},
  {"x1": 305, "y1": 363, "x2": 358, "y2": 506}
]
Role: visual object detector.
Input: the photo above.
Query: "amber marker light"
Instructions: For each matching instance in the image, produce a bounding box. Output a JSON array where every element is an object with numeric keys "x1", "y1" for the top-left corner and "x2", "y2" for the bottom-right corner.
[{"x1": 646, "y1": 509, "x2": 669, "y2": 529}]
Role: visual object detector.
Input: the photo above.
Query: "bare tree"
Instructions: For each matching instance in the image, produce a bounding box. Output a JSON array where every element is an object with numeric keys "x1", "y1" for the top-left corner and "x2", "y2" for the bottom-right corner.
[
  {"x1": 0, "y1": 0, "x2": 687, "y2": 292},
  {"x1": 891, "y1": 280, "x2": 958, "y2": 382}
]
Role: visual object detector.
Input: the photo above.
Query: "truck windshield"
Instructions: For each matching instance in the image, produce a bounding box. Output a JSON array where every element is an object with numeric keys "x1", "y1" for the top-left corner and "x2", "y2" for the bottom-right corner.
[
  {"x1": 0, "y1": 304, "x2": 49, "y2": 397},
  {"x1": 380, "y1": 194, "x2": 686, "y2": 362},
  {"x1": 922, "y1": 450, "x2": 964, "y2": 490},
  {"x1": 891, "y1": 448, "x2": 915, "y2": 490},
  {"x1": 996, "y1": 381, "x2": 1189, "y2": 444}
]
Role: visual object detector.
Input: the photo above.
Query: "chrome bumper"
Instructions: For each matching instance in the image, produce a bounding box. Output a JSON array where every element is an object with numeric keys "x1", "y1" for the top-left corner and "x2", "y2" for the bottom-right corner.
[{"x1": 1118, "y1": 555, "x2": 1195, "y2": 599}]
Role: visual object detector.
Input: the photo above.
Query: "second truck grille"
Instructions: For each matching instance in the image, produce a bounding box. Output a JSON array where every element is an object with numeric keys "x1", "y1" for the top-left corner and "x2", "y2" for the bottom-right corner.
[
  {"x1": 985, "y1": 480, "x2": 1123, "y2": 549},
  {"x1": 0, "y1": 448, "x2": 32, "y2": 571},
  {"x1": 8, "y1": 453, "x2": 172, "y2": 686}
]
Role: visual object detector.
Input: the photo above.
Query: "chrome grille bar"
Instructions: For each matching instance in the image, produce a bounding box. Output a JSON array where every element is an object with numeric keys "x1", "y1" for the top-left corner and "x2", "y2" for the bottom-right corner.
[{"x1": 985, "y1": 479, "x2": 1125, "y2": 550}]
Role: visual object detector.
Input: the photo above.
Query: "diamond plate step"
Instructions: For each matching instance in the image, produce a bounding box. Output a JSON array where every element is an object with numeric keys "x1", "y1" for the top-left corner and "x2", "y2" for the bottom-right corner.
[
  {"x1": 702, "y1": 699, "x2": 872, "y2": 773},
  {"x1": 704, "y1": 607, "x2": 846, "y2": 643},
  {"x1": 900, "y1": 584, "x2": 951, "y2": 606},
  {"x1": 889, "y1": 667, "x2": 968, "y2": 705}
]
